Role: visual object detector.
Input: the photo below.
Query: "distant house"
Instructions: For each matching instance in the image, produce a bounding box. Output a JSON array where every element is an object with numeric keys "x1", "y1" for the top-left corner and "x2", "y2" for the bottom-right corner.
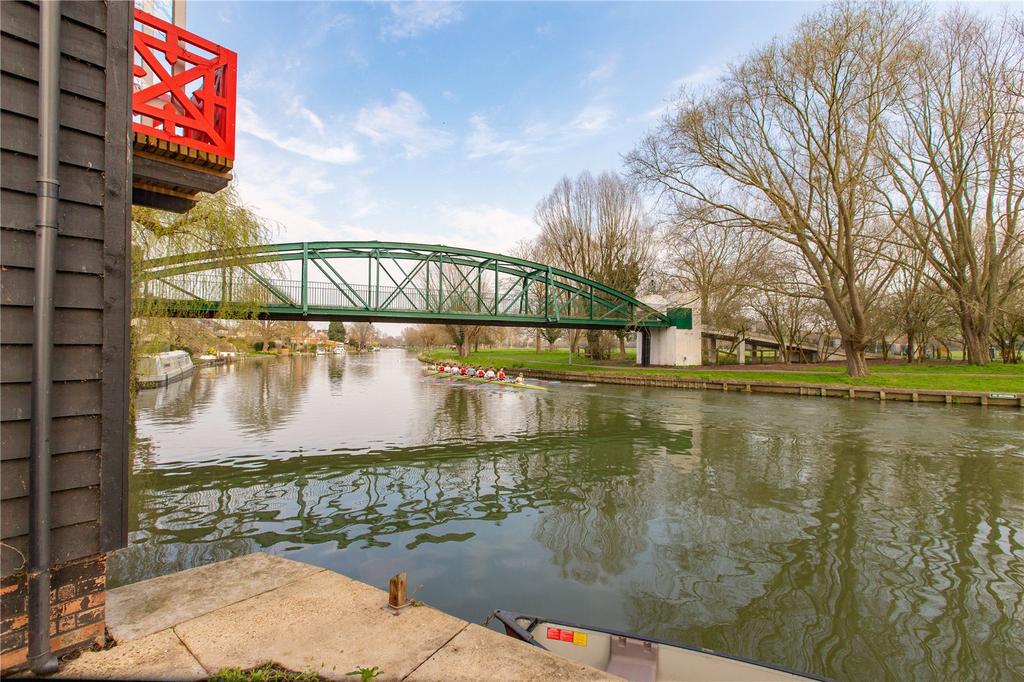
[{"x1": 216, "y1": 342, "x2": 239, "y2": 359}]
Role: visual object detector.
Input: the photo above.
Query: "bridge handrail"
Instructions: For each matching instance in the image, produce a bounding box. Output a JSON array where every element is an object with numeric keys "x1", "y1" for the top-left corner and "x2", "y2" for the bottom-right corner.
[{"x1": 138, "y1": 241, "x2": 671, "y2": 325}]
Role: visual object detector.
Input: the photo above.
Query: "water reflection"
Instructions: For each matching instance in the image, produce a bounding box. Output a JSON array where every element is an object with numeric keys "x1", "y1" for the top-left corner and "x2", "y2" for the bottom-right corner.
[{"x1": 112, "y1": 352, "x2": 1024, "y2": 681}]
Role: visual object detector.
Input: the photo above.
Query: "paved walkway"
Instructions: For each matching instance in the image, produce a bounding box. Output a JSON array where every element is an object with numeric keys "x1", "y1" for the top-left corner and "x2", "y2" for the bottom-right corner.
[{"x1": 56, "y1": 553, "x2": 619, "y2": 681}]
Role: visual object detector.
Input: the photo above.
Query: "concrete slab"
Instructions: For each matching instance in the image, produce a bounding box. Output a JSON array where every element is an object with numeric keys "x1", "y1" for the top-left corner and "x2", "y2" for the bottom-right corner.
[
  {"x1": 56, "y1": 629, "x2": 206, "y2": 681},
  {"x1": 107, "y1": 553, "x2": 324, "y2": 642},
  {"x1": 407, "y1": 623, "x2": 623, "y2": 682},
  {"x1": 174, "y1": 569, "x2": 470, "y2": 681}
]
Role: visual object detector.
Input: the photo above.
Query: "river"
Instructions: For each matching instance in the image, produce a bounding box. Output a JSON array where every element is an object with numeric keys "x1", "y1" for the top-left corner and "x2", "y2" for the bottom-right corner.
[{"x1": 110, "y1": 351, "x2": 1024, "y2": 681}]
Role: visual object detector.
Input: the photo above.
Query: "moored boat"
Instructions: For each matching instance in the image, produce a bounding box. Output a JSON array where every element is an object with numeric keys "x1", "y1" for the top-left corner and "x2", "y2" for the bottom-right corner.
[
  {"x1": 136, "y1": 350, "x2": 195, "y2": 389},
  {"x1": 490, "y1": 611, "x2": 828, "y2": 682}
]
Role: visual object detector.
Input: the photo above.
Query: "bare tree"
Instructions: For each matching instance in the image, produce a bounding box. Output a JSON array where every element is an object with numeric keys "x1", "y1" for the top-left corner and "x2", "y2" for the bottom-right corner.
[
  {"x1": 349, "y1": 322, "x2": 377, "y2": 351},
  {"x1": 540, "y1": 327, "x2": 563, "y2": 351},
  {"x1": 535, "y1": 171, "x2": 656, "y2": 359},
  {"x1": 992, "y1": 262, "x2": 1024, "y2": 363},
  {"x1": 747, "y1": 250, "x2": 817, "y2": 363},
  {"x1": 879, "y1": 9, "x2": 1024, "y2": 365},
  {"x1": 443, "y1": 323, "x2": 482, "y2": 357},
  {"x1": 402, "y1": 324, "x2": 446, "y2": 350},
  {"x1": 661, "y1": 204, "x2": 771, "y2": 331},
  {"x1": 629, "y1": 3, "x2": 922, "y2": 376}
]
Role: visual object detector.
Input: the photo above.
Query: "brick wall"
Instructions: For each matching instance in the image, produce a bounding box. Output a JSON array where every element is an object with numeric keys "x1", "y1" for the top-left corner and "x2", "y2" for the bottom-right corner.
[{"x1": 0, "y1": 554, "x2": 106, "y2": 672}]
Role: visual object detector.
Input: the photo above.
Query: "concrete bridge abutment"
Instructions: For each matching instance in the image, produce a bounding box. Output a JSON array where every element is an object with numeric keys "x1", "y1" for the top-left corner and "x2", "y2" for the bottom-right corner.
[{"x1": 637, "y1": 326, "x2": 702, "y2": 367}]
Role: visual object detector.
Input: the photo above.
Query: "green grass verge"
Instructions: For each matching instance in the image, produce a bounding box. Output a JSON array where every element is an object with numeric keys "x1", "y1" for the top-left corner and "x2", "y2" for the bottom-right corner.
[{"x1": 422, "y1": 349, "x2": 1024, "y2": 393}]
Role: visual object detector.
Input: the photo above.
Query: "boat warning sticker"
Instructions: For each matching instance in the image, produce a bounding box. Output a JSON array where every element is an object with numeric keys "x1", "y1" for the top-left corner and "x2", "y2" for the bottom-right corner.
[{"x1": 546, "y1": 628, "x2": 588, "y2": 646}]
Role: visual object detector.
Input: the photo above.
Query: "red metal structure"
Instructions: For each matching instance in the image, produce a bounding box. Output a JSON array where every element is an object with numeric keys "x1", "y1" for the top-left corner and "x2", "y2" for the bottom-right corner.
[{"x1": 132, "y1": 9, "x2": 236, "y2": 160}]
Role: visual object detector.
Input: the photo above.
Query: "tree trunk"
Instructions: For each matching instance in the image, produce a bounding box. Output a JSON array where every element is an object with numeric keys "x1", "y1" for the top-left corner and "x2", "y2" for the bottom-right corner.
[
  {"x1": 843, "y1": 339, "x2": 869, "y2": 377},
  {"x1": 961, "y1": 316, "x2": 992, "y2": 365},
  {"x1": 906, "y1": 331, "x2": 915, "y2": 364},
  {"x1": 585, "y1": 330, "x2": 606, "y2": 360},
  {"x1": 534, "y1": 330, "x2": 541, "y2": 353},
  {"x1": 618, "y1": 334, "x2": 626, "y2": 357}
]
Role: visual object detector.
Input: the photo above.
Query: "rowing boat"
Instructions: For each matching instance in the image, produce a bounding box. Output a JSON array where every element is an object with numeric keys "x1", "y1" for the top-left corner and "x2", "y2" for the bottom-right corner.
[
  {"x1": 423, "y1": 369, "x2": 548, "y2": 391},
  {"x1": 490, "y1": 610, "x2": 828, "y2": 682}
]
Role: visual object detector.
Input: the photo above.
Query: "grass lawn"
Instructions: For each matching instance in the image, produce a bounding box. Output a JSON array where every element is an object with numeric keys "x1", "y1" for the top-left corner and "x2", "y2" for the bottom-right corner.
[{"x1": 422, "y1": 348, "x2": 1024, "y2": 394}]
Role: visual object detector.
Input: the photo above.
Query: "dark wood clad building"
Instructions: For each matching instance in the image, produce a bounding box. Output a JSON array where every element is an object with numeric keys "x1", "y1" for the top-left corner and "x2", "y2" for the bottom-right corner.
[{"x1": 1, "y1": 0, "x2": 132, "y2": 671}]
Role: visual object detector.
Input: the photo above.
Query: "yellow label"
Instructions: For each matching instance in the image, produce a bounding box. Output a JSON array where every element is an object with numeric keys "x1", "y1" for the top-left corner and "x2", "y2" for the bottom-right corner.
[{"x1": 573, "y1": 632, "x2": 588, "y2": 647}]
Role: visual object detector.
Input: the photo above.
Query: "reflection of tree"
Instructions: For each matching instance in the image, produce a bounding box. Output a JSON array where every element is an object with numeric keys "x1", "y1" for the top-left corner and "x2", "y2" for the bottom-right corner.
[
  {"x1": 516, "y1": 397, "x2": 695, "y2": 588},
  {"x1": 618, "y1": 412, "x2": 1024, "y2": 681},
  {"x1": 115, "y1": 380, "x2": 699, "y2": 589},
  {"x1": 326, "y1": 355, "x2": 345, "y2": 384},
  {"x1": 227, "y1": 357, "x2": 314, "y2": 435},
  {"x1": 116, "y1": 443, "x2": 542, "y2": 584},
  {"x1": 121, "y1": 354, "x2": 1024, "y2": 681}
]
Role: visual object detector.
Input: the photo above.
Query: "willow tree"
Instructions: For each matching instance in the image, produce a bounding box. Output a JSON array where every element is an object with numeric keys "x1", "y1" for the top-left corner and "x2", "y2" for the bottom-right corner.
[
  {"x1": 879, "y1": 10, "x2": 1023, "y2": 365},
  {"x1": 132, "y1": 187, "x2": 277, "y2": 354},
  {"x1": 535, "y1": 171, "x2": 655, "y2": 359},
  {"x1": 628, "y1": 2, "x2": 921, "y2": 376}
]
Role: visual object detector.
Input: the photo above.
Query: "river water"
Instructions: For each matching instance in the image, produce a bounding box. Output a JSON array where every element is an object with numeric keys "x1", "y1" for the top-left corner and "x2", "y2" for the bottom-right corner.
[{"x1": 110, "y1": 351, "x2": 1024, "y2": 681}]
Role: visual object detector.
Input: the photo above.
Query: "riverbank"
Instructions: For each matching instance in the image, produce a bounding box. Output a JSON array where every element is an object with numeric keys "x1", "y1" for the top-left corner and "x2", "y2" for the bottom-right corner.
[
  {"x1": 57, "y1": 553, "x2": 615, "y2": 681},
  {"x1": 421, "y1": 349, "x2": 1024, "y2": 408}
]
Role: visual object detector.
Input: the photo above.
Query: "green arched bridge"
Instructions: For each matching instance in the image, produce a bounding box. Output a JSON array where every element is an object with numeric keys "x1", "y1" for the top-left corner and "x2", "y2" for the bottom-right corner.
[{"x1": 137, "y1": 241, "x2": 692, "y2": 330}]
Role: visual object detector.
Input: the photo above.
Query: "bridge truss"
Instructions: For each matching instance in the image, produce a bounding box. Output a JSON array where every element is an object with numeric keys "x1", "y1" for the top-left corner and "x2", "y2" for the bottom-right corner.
[{"x1": 137, "y1": 241, "x2": 685, "y2": 330}]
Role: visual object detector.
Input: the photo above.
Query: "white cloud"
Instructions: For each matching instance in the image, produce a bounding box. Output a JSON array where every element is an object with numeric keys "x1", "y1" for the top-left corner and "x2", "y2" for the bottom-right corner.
[
  {"x1": 569, "y1": 104, "x2": 613, "y2": 133},
  {"x1": 671, "y1": 63, "x2": 725, "y2": 90},
  {"x1": 238, "y1": 98, "x2": 360, "y2": 165},
  {"x1": 303, "y1": 10, "x2": 352, "y2": 48},
  {"x1": 465, "y1": 114, "x2": 538, "y2": 160},
  {"x1": 355, "y1": 91, "x2": 453, "y2": 158},
  {"x1": 233, "y1": 140, "x2": 336, "y2": 243},
  {"x1": 438, "y1": 205, "x2": 537, "y2": 253},
  {"x1": 288, "y1": 99, "x2": 326, "y2": 134},
  {"x1": 382, "y1": 2, "x2": 463, "y2": 39},
  {"x1": 465, "y1": 102, "x2": 615, "y2": 162},
  {"x1": 582, "y1": 54, "x2": 619, "y2": 86},
  {"x1": 643, "y1": 63, "x2": 727, "y2": 120}
]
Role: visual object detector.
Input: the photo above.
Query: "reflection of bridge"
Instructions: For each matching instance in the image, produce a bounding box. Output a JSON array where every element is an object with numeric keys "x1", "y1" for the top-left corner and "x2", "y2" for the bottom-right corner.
[{"x1": 137, "y1": 241, "x2": 693, "y2": 332}]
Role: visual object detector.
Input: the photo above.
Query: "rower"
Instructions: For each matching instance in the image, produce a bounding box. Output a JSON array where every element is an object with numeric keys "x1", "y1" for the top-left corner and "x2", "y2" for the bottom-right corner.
[
  {"x1": 484, "y1": 368, "x2": 496, "y2": 379},
  {"x1": 476, "y1": 368, "x2": 486, "y2": 378},
  {"x1": 514, "y1": 373, "x2": 524, "y2": 384},
  {"x1": 497, "y1": 368, "x2": 506, "y2": 381},
  {"x1": 460, "y1": 366, "x2": 468, "y2": 376}
]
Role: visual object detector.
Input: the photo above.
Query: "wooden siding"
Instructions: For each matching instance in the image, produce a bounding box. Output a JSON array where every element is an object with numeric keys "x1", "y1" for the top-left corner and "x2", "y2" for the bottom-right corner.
[{"x1": 0, "y1": 0, "x2": 131, "y2": 577}]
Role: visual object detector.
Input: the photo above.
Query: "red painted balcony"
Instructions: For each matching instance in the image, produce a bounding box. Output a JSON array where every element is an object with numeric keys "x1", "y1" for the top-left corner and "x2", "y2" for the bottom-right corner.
[{"x1": 131, "y1": 9, "x2": 237, "y2": 212}]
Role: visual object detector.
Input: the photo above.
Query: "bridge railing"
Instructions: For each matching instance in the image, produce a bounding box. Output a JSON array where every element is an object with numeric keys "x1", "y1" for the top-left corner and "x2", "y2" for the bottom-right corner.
[{"x1": 142, "y1": 272, "x2": 636, "y2": 321}]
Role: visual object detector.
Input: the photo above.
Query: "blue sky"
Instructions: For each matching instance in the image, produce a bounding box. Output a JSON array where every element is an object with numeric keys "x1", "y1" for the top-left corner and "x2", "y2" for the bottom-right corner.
[{"x1": 188, "y1": 1, "x2": 825, "y2": 254}]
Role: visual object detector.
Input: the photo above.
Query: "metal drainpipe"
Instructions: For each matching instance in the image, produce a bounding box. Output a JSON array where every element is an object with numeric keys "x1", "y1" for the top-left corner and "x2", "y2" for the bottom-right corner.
[{"x1": 29, "y1": 0, "x2": 62, "y2": 674}]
